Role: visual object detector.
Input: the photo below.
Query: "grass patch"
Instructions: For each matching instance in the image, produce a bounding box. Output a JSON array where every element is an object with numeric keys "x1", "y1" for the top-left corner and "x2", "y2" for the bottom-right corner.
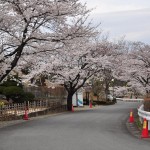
[
  {"x1": 93, "y1": 101, "x2": 116, "y2": 106},
  {"x1": 135, "y1": 118, "x2": 143, "y2": 130}
]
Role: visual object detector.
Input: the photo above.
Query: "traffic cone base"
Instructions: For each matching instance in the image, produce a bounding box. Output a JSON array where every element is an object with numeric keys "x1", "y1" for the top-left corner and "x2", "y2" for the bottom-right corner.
[
  {"x1": 141, "y1": 118, "x2": 150, "y2": 138},
  {"x1": 89, "y1": 102, "x2": 92, "y2": 108},
  {"x1": 72, "y1": 104, "x2": 74, "y2": 112},
  {"x1": 23, "y1": 109, "x2": 29, "y2": 120}
]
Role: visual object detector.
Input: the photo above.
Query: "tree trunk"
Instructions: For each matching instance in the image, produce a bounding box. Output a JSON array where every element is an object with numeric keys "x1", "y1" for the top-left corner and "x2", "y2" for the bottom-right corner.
[
  {"x1": 0, "y1": 45, "x2": 25, "y2": 82},
  {"x1": 67, "y1": 92, "x2": 74, "y2": 111},
  {"x1": 105, "y1": 83, "x2": 109, "y2": 101},
  {"x1": 144, "y1": 92, "x2": 150, "y2": 100}
]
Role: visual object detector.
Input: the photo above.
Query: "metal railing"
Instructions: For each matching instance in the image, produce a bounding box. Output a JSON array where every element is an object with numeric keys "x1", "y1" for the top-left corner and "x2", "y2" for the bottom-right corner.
[
  {"x1": 116, "y1": 98, "x2": 143, "y2": 102},
  {"x1": 138, "y1": 104, "x2": 150, "y2": 130}
]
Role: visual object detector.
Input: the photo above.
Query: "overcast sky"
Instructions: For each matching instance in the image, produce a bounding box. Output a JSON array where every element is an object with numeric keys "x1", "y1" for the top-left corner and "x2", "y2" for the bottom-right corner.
[{"x1": 80, "y1": 0, "x2": 150, "y2": 44}]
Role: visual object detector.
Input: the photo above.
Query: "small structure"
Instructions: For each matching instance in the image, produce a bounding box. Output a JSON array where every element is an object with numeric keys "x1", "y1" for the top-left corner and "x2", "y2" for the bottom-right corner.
[{"x1": 72, "y1": 90, "x2": 83, "y2": 107}]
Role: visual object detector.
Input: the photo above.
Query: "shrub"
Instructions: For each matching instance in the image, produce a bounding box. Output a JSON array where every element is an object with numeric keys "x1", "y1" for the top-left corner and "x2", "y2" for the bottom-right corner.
[
  {"x1": 143, "y1": 100, "x2": 150, "y2": 112},
  {"x1": 3, "y1": 86, "x2": 24, "y2": 102},
  {"x1": 92, "y1": 101, "x2": 96, "y2": 106},
  {"x1": 3, "y1": 86, "x2": 24, "y2": 95},
  {"x1": 0, "y1": 86, "x2": 4, "y2": 94},
  {"x1": 3, "y1": 86, "x2": 35, "y2": 103},
  {"x1": 93, "y1": 100, "x2": 115, "y2": 105},
  {"x1": 23, "y1": 92, "x2": 35, "y2": 102}
]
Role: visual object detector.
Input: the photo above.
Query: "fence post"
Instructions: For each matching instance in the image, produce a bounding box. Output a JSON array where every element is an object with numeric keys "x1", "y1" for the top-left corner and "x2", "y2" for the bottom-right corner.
[
  {"x1": 14, "y1": 104, "x2": 17, "y2": 116},
  {"x1": 53, "y1": 101, "x2": 55, "y2": 112},
  {"x1": 40, "y1": 101, "x2": 42, "y2": 110},
  {"x1": 34, "y1": 101, "x2": 36, "y2": 111},
  {"x1": 27, "y1": 101, "x2": 29, "y2": 111},
  {"x1": 46, "y1": 100, "x2": 48, "y2": 108},
  {"x1": 0, "y1": 105, "x2": 3, "y2": 116},
  {"x1": 24, "y1": 101, "x2": 26, "y2": 111}
]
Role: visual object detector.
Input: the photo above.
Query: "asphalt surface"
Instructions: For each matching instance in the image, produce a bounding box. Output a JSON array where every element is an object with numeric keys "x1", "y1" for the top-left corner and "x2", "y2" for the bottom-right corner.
[{"x1": 0, "y1": 101, "x2": 150, "y2": 150}]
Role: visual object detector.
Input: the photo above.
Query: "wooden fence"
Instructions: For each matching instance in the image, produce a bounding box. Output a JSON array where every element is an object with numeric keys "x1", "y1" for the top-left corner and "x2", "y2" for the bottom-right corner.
[{"x1": 0, "y1": 100, "x2": 67, "y2": 121}]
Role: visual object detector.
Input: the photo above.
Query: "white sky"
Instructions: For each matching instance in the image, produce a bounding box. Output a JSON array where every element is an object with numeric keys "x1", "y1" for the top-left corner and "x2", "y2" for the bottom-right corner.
[{"x1": 80, "y1": 0, "x2": 150, "y2": 44}]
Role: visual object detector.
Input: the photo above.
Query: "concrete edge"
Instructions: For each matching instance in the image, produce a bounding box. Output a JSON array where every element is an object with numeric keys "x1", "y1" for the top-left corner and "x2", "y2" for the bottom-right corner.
[{"x1": 0, "y1": 111, "x2": 68, "y2": 129}]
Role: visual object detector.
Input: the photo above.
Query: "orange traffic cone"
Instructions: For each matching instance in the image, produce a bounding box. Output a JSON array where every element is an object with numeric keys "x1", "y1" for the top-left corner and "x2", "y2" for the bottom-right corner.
[
  {"x1": 23, "y1": 108, "x2": 29, "y2": 120},
  {"x1": 129, "y1": 110, "x2": 134, "y2": 123},
  {"x1": 141, "y1": 118, "x2": 149, "y2": 138},
  {"x1": 89, "y1": 102, "x2": 92, "y2": 108},
  {"x1": 72, "y1": 104, "x2": 74, "y2": 112}
]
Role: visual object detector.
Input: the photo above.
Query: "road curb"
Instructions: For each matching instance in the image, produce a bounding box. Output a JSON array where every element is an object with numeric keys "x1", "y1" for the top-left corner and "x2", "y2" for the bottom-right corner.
[
  {"x1": 0, "y1": 111, "x2": 68, "y2": 129},
  {"x1": 0, "y1": 106, "x2": 101, "y2": 129},
  {"x1": 126, "y1": 110, "x2": 150, "y2": 141},
  {"x1": 126, "y1": 121, "x2": 141, "y2": 138}
]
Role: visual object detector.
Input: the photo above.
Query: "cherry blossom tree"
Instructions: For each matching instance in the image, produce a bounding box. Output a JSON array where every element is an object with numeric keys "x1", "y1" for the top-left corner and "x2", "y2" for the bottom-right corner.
[
  {"x1": 127, "y1": 43, "x2": 150, "y2": 96},
  {"x1": 113, "y1": 42, "x2": 150, "y2": 97},
  {"x1": 93, "y1": 39, "x2": 128, "y2": 100},
  {"x1": 114, "y1": 86, "x2": 128, "y2": 98},
  {"x1": 20, "y1": 36, "x2": 122, "y2": 110},
  {"x1": 0, "y1": 0, "x2": 93, "y2": 82}
]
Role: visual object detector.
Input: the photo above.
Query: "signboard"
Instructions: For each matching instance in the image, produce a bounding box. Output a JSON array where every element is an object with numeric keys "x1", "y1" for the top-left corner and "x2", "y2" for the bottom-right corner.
[{"x1": 72, "y1": 91, "x2": 83, "y2": 107}]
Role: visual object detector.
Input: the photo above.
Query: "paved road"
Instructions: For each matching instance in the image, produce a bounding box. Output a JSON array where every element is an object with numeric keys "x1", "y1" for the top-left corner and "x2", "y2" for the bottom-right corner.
[{"x1": 0, "y1": 101, "x2": 150, "y2": 150}]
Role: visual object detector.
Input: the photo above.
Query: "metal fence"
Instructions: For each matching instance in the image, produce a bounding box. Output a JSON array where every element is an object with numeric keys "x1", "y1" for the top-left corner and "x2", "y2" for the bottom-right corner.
[
  {"x1": 24, "y1": 86, "x2": 67, "y2": 100},
  {"x1": 0, "y1": 100, "x2": 67, "y2": 121}
]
